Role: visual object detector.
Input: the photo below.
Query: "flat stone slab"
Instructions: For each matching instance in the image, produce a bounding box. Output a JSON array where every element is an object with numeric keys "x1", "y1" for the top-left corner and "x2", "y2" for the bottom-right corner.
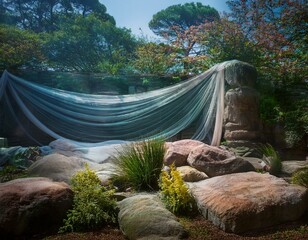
[
  {"x1": 28, "y1": 153, "x2": 103, "y2": 184},
  {"x1": 281, "y1": 160, "x2": 308, "y2": 176},
  {"x1": 189, "y1": 172, "x2": 308, "y2": 233},
  {"x1": 242, "y1": 157, "x2": 266, "y2": 171},
  {"x1": 118, "y1": 194, "x2": 187, "y2": 239}
]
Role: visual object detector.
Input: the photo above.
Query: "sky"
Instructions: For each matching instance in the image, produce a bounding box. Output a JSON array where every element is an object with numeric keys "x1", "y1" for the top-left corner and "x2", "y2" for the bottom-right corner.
[{"x1": 101, "y1": 0, "x2": 229, "y2": 40}]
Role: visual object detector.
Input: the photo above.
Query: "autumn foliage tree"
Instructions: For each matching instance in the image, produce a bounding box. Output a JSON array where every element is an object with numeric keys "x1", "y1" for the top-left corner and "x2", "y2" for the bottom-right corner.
[
  {"x1": 226, "y1": 0, "x2": 307, "y2": 85},
  {"x1": 224, "y1": 0, "x2": 308, "y2": 147},
  {"x1": 133, "y1": 43, "x2": 178, "y2": 75},
  {"x1": 149, "y1": 2, "x2": 220, "y2": 74},
  {"x1": 175, "y1": 0, "x2": 307, "y2": 146},
  {"x1": 195, "y1": 18, "x2": 259, "y2": 65}
]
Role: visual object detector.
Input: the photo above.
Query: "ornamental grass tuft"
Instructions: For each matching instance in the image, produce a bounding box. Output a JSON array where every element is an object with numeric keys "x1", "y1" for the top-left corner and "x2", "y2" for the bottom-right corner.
[
  {"x1": 259, "y1": 143, "x2": 282, "y2": 176},
  {"x1": 113, "y1": 138, "x2": 166, "y2": 191}
]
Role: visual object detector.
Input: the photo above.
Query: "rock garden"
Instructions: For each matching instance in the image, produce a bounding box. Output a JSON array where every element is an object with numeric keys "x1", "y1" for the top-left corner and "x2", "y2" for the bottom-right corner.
[{"x1": 0, "y1": 138, "x2": 307, "y2": 240}]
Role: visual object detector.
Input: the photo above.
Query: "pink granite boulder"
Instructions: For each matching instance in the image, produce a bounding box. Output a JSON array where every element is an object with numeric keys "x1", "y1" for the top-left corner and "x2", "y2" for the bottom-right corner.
[
  {"x1": 0, "y1": 177, "x2": 73, "y2": 238},
  {"x1": 164, "y1": 140, "x2": 205, "y2": 166},
  {"x1": 189, "y1": 172, "x2": 308, "y2": 233}
]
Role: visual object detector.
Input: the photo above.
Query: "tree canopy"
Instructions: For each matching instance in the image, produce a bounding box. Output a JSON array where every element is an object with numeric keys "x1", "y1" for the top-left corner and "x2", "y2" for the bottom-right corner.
[
  {"x1": 43, "y1": 14, "x2": 137, "y2": 73},
  {"x1": 149, "y1": 2, "x2": 219, "y2": 39},
  {"x1": 148, "y1": 2, "x2": 220, "y2": 74},
  {"x1": 0, "y1": 0, "x2": 115, "y2": 32},
  {"x1": 0, "y1": 0, "x2": 137, "y2": 73},
  {"x1": 0, "y1": 24, "x2": 43, "y2": 71},
  {"x1": 133, "y1": 42, "x2": 178, "y2": 75}
]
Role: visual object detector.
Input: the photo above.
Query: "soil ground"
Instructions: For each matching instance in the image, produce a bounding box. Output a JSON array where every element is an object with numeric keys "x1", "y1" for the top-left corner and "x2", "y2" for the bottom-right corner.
[{"x1": 40, "y1": 213, "x2": 308, "y2": 240}]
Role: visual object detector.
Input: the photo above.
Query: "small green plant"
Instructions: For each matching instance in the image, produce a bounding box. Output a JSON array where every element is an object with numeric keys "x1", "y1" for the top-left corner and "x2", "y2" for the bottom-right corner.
[
  {"x1": 256, "y1": 168, "x2": 266, "y2": 174},
  {"x1": 59, "y1": 164, "x2": 118, "y2": 233},
  {"x1": 113, "y1": 138, "x2": 165, "y2": 191},
  {"x1": 9, "y1": 146, "x2": 41, "y2": 167},
  {"x1": 259, "y1": 143, "x2": 282, "y2": 176},
  {"x1": 159, "y1": 164, "x2": 196, "y2": 215},
  {"x1": 291, "y1": 167, "x2": 308, "y2": 188},
  {"x1": 0, "y1": 165, "x2": 28, "y2": 183}
]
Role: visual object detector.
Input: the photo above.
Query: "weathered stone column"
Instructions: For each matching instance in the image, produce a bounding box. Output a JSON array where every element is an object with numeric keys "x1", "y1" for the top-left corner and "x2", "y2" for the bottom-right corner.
[{"x1": 223, "y1": 60, "x2": 261, "y2": 156}]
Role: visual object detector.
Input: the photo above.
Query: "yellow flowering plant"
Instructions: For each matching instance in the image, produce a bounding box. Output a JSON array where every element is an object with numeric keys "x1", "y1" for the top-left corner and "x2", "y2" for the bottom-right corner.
[{"x1": 159, "y1": 164, "x2": 196, "y2": 215}]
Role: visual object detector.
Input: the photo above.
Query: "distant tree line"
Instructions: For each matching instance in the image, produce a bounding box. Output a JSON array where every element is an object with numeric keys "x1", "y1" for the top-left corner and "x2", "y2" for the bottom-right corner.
[{"x1": 0, "y1": 0, "x2": 136, "y2": 73}]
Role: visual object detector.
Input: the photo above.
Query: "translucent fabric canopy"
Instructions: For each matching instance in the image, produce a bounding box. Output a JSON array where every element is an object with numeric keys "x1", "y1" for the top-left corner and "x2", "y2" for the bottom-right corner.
[{"x1": 0, "y1": 61, "x2": 233, "y2": 147}]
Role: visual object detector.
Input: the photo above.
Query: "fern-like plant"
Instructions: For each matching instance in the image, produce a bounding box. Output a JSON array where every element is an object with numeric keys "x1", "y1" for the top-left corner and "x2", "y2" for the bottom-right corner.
[
  {"x1": 259, "y1": 143, "x2": 282, "y2": 176},
  {"x1": 113, "y1": 138, "x2": 165, "y2": 191},
  {"x1": 292, "y1": 167, "x2": 308, "y2": 188},
  {"x1": 59, "y1": 164, "x2": 118, "y2": 233},
  {"x1": 159, "y1": 164, "x2": 195, "y2": 215}
]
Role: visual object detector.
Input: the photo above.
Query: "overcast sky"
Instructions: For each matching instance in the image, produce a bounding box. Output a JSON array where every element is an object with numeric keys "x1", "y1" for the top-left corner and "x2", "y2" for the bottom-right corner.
[{"x1": 102, "y1": 0, "x2": 229, "y2": 40}]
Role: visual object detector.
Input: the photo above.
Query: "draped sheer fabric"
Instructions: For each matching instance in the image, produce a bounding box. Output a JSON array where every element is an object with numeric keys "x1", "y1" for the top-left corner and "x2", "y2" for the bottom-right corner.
[{"x1": 0, "y1": 61, "x2": 232, "y2": 148}]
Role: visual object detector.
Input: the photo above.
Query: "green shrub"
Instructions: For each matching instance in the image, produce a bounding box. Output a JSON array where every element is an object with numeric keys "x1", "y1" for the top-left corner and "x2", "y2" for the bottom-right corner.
[
  {"x1": 284, "y1": 105, "x2": 308, "y2": 148},
  {"x1": 292, "y1": 167, "x2": 308, "y2": 188},
  {"x1": 59, "y1": 164, "x2": 118, "y2": 233},
  {"x1": 259, "y1": 95, "x2": 282, "y2": 125},
  {"x1": 159, "y1": 164, "x2": 196, "y2": 215},
  {"x1": 113, "y1": 138, "x2": 165, "y2": 191},
  {"x1": 9, "y1": 146, "x2": 41, "y2": 168},
  {"x1": 0, "y1": 165, "x2": 28, "y2": 183},
  {"x1": 259, "y1": 143, "x2": 282, "y2": 176}
]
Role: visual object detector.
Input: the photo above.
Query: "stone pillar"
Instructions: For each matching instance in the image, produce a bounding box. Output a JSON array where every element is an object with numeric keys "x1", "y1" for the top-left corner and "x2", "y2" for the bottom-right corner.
[{"x1": 223, "y1": 60, "x2": 261, "y2": 157}]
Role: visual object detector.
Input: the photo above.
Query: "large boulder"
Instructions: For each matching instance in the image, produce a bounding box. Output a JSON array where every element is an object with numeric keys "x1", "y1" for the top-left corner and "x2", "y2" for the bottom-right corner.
[
  {"x1": 164, "y1": 139, "x2": 205, "y2": 167},
  {"x1": 189, "y1": 172, "x2": 308, "y2": 233},
  {"x1": 28, "y1": 153, "x2": 102, "y2": 184},
  {"x1": 118, "y1": 194, "x2": 187, "y2": 240},
  {"x1": 0, "y1": 177, "x2": 73, "y2": 238},
  {"x1": 187, "y1": 144, "x2": 254, "y2": 177},
  {"x1": 188, "y1": 144, "x2": 234, "y2": 163}
]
